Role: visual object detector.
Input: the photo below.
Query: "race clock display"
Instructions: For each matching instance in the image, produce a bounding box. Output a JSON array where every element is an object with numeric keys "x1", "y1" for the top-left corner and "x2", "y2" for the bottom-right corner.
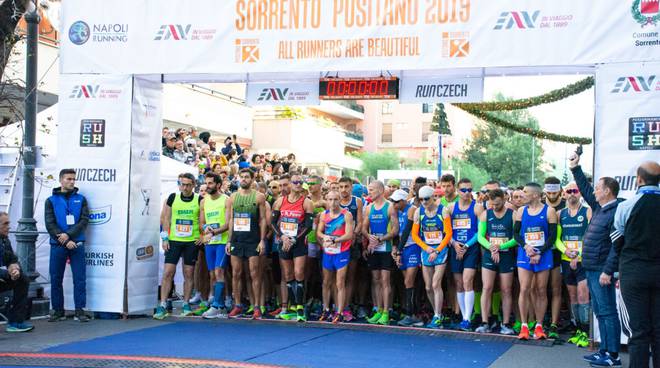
[{"x1": 319, "y1": 77, "x2": 399, "y2": 100}]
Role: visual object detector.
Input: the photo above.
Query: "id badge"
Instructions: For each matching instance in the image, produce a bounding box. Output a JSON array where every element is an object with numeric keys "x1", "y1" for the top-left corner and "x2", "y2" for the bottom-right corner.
[{"x1": 66, "y1": 214, "x2": 75, "y2": 225}]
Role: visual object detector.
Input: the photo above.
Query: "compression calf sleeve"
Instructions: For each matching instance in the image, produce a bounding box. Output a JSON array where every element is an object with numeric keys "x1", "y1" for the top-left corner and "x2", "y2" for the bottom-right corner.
[{"x1": 213, "y1": 282, "x2": 225, "y2": 308}]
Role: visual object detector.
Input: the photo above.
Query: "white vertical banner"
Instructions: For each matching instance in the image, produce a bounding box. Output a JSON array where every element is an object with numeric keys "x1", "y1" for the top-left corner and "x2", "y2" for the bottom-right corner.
[
  {"x1": 58, "y1": 74, "x2": 133, "y2": 313},
  {"x1": 126, "y1": 77, "x2": 163, "y2": 313},
  {"x1": 595, "y1": 62, "x2": 660, "y2": 199}
]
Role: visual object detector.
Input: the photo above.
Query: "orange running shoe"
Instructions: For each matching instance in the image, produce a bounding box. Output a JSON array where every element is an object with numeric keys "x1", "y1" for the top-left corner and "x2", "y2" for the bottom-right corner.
[
  {"x1": 252, "y1": 308, "x2": 262, "y2": 320},
  {"x1": 269, "y1": 307, "x2": 282, "y2": 317},
  {"x1": 534, "y1": 324, "x2": 547, "y2": 340},
  {"x1": 228, "y1": 306, "x2": 243, "y2": 318},
  {"x1": 518, "y1": 324, "x2": 530, "y2": 340}
]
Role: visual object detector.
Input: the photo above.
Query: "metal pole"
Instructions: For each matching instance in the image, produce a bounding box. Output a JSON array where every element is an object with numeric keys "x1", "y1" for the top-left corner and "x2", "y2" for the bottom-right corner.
[
  {"x1": 437, "y1": 133, "x2": 442, "y2": 179},
  {"x1": 531, "y1": 136, "x2": 535, "y2": 182},
  {"x1": 15, "y1": 8, "x2": 44, "y2": 302}
]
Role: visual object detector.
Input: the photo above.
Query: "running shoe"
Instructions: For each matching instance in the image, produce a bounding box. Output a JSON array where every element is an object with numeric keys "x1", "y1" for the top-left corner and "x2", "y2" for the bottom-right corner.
[
  {"x1": 153, "y1": 306, "x2": 169, "y2": 320},
  {"x1": 318, "y1": 310, "x2": 332, "y2": 322},
  {"x1": 513, "y1": 320, "x2": 522, "y2": 334},
  {"x1": 475, "y1": 323, "x2": 491, "y2": 333},
  {"x1": 269, "y1": 307, "x2": 283, "y2": 317},
  {"x1": 426, "y1": 315, "x2": 443, "y2": 329},
  {"x1": 398, "y1": 315, "x2": 416, "y2": 327},
  {"x1": 5, "y1": 322, "x2": 34, "y2": 333},
  {"x1": 548, "y1": 323, "x2": 559, "y2": 339},
  {"x1": 584, "y1": 351, "x2": 606, "y2": 363},
  {"x1": 296, "y1": 305, "x2": 307, "y2": 322},
  {"x1": 48, "y1": 310, "x2": 66, "y2": 322},
  {"x1": 568, "y1": 329, "x2": 583, "y2": 344},
  {"x1": 276, "y1": 309, "x2": 296, "y2": 321},
  {"x1": 243, "y1": 305, "x2": 254, "y2": 317},
  {"x1": 342, "y1": 309, "x2": 355, "y2": 322},
  {"x1": 332, "y1": 313, "x2": 344, "y2": 324},
  {"x1": 500, "y1": 323, "x2": 515, "y2": 335},
  {"x1": 518, "y1": 324, "x2": 530, "y2": 340},
  {"x1": 367, "y1": 311, "x2": 383, "y2": 324},
  {"x1": 202, "y1": 307, "x2": 222, "y2": 319},
  {"x1": 459, "y1": 320, "x2": 471, "y2": 332},
  {"x1": 533, "y1": 324, "x2": 547, "y2": 340},
  {"x1": 228, "y1": 305, "x2": 244, "y2": 318},
  {"x1": 74, "y1": 309, "x2": 90, "y2": 322},
  {"x1": 576, "y1": 331, "x2": 589, "y2": 348},
  {"x1": 181, "y1": 304, "x2": 194, "y2": 317},
  {"x1": 193, "y1": 301, "x2": 209, "y2": 316},
  {"x1": 252, "y1": 307, "x2": 262, "y2": 320},
  {"x1": 357, "y1": 306, "x2": 368, "y2": 320},
  {"x1": 589, "y1": 353, "x2": 621, "y2": 367},
  {"x1": 376, "y1": 312, "x2": 390, "y2": 326},
  {"x1": 188, "y1": 291, "x2": 202, "y2": 304}
]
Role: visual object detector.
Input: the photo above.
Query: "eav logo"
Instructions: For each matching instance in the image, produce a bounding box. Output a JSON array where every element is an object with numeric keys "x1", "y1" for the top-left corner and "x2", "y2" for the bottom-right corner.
[
  {"x1": 258, "y1": 88, "x2": 289, "y2": 101},
  {"x1": 494, "y1": 11, "x2": 540, "y2": 30},
  {"x1": 154, "y1": 24, "x2": 192, "y2": 40},
  {"x1": 611, "y1": 76, "x2": 658, "y2": 93},
  {"x1": 69, "y1": 85, "x2": 100, "y2": 98}
]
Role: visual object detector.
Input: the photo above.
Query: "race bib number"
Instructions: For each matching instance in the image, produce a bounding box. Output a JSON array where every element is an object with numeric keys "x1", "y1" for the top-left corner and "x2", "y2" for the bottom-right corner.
[
  {"x1": 280, "y1": 221, "x2": 299, "y2": 237},
  {"x1": 66, "y1": 214, "x2": 75, "y2": 226},
  {"x1": 233, "y1": 214, "x2": 250, "y2": 232},
  {"x1": 423, "y1": 230, "x2": 442, "y2": 245},
  {"x1": 324, "y1": 238, "x2": 341, "y2": 254},
  {"x1": 453, "y1": 218, "x2": 471, "y2": 230},
  {"x1": 565, "y1": 240, "x2": 582, "y2": 253},
  {"x1": 525, "y1": 231, "x2": 545, "y2": 248},
  {"x1": 372, "y1": 233, "x2": 387, "y2": 252},
  {"x1": 490, "y1": 237, "x2": 509, "y2": 252},
  {"x1": 175, "y1": 219, "x2": 193, "y2": 237}
]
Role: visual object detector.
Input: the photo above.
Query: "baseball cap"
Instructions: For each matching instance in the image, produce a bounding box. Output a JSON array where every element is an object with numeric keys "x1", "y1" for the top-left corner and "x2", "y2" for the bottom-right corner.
[
  {"x1": 418, "y1": 186, "x2": 435, "y2": 199},
  {"x1": 390, "y1": 189, "x2": 408, "y2": 202},
  {"x1": 387, "y1": 179, "x2": 401, "y2": 187}
]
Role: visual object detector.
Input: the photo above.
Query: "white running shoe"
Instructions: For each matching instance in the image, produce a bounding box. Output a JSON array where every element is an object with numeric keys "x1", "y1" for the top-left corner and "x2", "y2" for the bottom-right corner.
[{"x1": 189, "y1": 291, "x2": 202, "y2": 304}]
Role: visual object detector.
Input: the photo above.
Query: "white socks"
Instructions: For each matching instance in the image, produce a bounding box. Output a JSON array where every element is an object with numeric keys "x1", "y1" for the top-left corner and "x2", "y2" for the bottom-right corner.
[
  {"x1": 457, "y1": 291, "x2": 466, "y2": 320},
  {"x1": 465, "y1": 291, "x2": 475, "y2": 322}
]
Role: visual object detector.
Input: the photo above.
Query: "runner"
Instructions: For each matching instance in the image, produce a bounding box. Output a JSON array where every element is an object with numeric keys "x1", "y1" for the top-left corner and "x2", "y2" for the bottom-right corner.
[
  {"x1": 411, "y1": 186, "x2": 452, "y2": 329},
  {"x1": 305, "y1": 175, "x2": 327, "y2": 308},
  {"x1": 555, "y1": 182, "x2": 591, "y2": 347},
  {"x1": 272, "y1": 173, "x2": 314, "y2": 322},
  {"x1": 439, "y1": 174, "x2": 458, "y2": 207},
  {"x1": 317, "y1": 190, "x2": 354, "y2": 324},
  {"x1": 338, "y1": 176, "x2": 363, "y2": 322},
  {"x1": 543, "y1": 176, "x2": 566, "y2": 339},
  {"x1": 226, "y1": 169, "x2": 268, "y2": 319},
  {"x1": 447, "y1": 178, "x2": 484, "y2": 331},
  {"x1": 391, "y1": 189, "x2": 422, "y2": 327},
  {"x1": 514, "y1": 182, "x2": 558, "y2": 340},
  {"x1": 385, "y1": 179, "x2": 400, "y2": 200},
  {"x1": 476, "y1": 189, "x2": 516, "y2": 335},
  {"x1": 199, "y1": 173, "x2": 231, "y2": 319},
  {"x1": 362, "y1": 181, "x2": 399, "y2": 325},
  {"x1": 154, "y1": 173, "x2": 204, "y2": 320}
]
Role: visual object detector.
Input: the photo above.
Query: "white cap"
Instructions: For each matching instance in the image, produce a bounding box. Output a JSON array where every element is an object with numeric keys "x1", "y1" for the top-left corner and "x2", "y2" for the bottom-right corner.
[
  {"x1": 418, "y1": 186, "x2": 435, "y2": 199},
  {"x1": 390, "y1": 189, "x2": 408, "y2": 202}
]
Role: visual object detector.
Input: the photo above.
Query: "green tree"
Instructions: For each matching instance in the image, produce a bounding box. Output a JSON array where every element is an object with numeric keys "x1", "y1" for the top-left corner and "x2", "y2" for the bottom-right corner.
[
  {"x1": 352, "y1": 150, "x2": 400, "y2": 181},
  {"x1": 462, "y1": 94, "x2": 546, "y2": 185},
  {"x1": 431, "y1": 103, "x2": 452, "y2": 135},
  {"x1": 446, "y1": 158, "x2": 490, "y2": 190}
]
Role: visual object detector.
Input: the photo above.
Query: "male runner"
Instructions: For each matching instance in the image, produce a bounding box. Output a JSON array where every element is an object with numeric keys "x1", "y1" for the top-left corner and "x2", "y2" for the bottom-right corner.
[
  {"x1": 514, "y1": 182, "x2": 558, "y2": 340},
  {"x1": 226, "y1": 169, "x2": 268, "y2": 319},
  {"x1": 317, "y1": 190, "x2": 354, "y2": 324},
  {"x1": 448, "y1": 178, "x2": 484, "y2": 331},
  {"x1": 154, "y1": 173, "x2": 203, "y2": 320},
  {"x1": 439, "y1": 174, "x2": 458, "y2": 207},
  {"x1": 272, "y1": 173, "x2": 314, "y2": 322},
  {"x1": 199, "y1": 173, "x2": 231, "y2": 318},
  {"x1": 543, "y1": 176, "x2": 566, "y2": 339},
  {"x1": 476, "y1": 189, "x2": 516, "y2": 335},
  {"x1": 555, "y1": 182, "x2": 591, "y2": 346},
  {"x1": 385, "y1": 179, "x2": 401, "y2": 200},
  {"x1": 411, "y1": 186, "x2": 452, "y2": 329},
  {"x1": 338, "y1": 176, "x2": 363, "y2": 322},
  {"x1": 362, "y1": 181, "x2": 399, "y2": 325}
]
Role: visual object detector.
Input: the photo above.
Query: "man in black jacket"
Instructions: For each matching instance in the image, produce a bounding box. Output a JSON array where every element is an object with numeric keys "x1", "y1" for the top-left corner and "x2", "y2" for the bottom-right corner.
[
  {"x1": 569, "y1": 153, "x2": 623, "y2": 367},
  {"x1": 0, "y1": 212, "x2": 34, "y2": 332},
  {"x1": 612, "y1": 161, "x2": 660, "y2": 368}
]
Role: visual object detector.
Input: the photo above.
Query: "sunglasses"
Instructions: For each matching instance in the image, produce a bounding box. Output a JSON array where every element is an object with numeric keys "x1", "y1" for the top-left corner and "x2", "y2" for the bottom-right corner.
[
  {"x1": 269, "y1": 186, "x2": 279, "y2": 189},
  {"x1": 566, "y1": 189, "x2": 579, "y2": 194},
  {"x1": 307, "y1": 182, "x2": 319, "y2": 186},
  {"x1": 292, "y1": 180, "x2": 303, "y2": 185},
  {"x1": 420, "y1": 197, "x2": 432, "y2": 201},
  {"x1": 459, "y1": 188, "x2": 473, "y2": 193},
  {"x1": 480, "y1": 190, "x2": 488, "y2": 194}
]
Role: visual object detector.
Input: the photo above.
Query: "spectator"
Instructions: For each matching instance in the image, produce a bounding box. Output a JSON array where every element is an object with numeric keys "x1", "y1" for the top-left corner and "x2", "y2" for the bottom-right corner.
[
  {"x1": 208, "y1": 139, "x2": 217, "y2": 152},
  {"x1": 251, "y1": 154, "x2": 263, "y2": 170},
  {"x1": 568, "y1": 153, "x2": 622, "y2": 367},
  {"x1": 162, "y1": 127, "x2": 169, "y2": 147},
  {"x1": 226, "y1": 149, "x2": 238, "y2": 165},
  {"x1": 173, "y1": 140, "x2": 192, "y2": 164},
  {"x1": 186, "y1": 127, "x2": 200, "y2": 148},
  {"x1": 221, "y1": 135, "x2": 242, "y2": 156},
  {"x1": 0, "y1": 212, "x2": 34, "y2": 332},
  {"x1": 612, "y1": 161, "x2": 660, "y2": 368},
  {"x1": 45, "y1": 169, "x2": 90, "y2": 323},
  {"x1": 272, "y1": 163, "x2": 285, "y2": 176},
  {"x1": 199, "y1": 131, "x2": 211, "y2": 145},
  {"x1": 162, "y1": 134, "x2": 176, "y2": 159}
]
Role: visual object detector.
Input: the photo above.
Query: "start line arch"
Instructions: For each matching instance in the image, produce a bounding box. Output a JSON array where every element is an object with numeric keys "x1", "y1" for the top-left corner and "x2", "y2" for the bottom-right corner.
[{"x1": 57, "y1": 0, "x2": 659, "y2": 313}]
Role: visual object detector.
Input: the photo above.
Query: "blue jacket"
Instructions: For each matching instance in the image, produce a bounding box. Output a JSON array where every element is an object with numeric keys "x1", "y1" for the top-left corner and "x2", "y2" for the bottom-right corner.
[
  {"x1": 45, "y1": 187, "x2": 89, "y2": 246},
  {"x1": 571, "y1": 165, "x2": 621, "y2": 275}
]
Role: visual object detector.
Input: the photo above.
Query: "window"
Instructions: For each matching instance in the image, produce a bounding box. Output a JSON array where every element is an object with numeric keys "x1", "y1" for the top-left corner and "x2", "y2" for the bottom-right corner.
[
  {"x1": 422, "y1": 103, "x2": 432, "y2": 114},
  {"x1": 422, "y1": 121, "x2": 432, "y2": 142},
  {"x1": 382, "y1": 123, "x2": 392, "y2": 143},
  {"x1": 381, "y1": 102, "x2": 393, "y2": 115}
]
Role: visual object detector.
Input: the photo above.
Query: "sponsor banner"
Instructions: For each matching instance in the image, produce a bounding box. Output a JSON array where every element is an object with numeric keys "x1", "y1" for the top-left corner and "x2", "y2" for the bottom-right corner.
[
  {"x1": 595, "y1": 62, "x2": 660, "y2": 199},
  {"x1": 246, "y1": 81, "x2": 319, "y2": 106},
  {"x1": 126, "y1": 77, "x2": 162, "y2": 313},
  {"x1": 58, "y1": 74, "x2": 132, "y2": 313},
  {"x1": 61, "y1": 0, "x2": 660, "y2": 75},
  {"x1": 400, "y1": 76, "x2": 483, "y2": 103}
]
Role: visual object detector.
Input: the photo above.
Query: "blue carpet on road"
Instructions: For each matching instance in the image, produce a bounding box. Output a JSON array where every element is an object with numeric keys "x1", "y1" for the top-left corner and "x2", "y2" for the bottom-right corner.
[{"x1": 43, "y1": 322, "x2": 513, "y2": 367}]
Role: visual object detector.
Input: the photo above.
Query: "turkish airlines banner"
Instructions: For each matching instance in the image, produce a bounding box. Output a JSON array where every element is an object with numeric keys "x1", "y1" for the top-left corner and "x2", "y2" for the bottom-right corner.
[
  {"x1": 594, "y1": 61, "x2": 660, "y2": 199},
  {"x1": 126, "y1": 77, "x2": 162, "y2": 313},
  {"x1": 400, "y1": 76, "x2": 483, "y2": 103},
  {"x1": 60, "y1": 0, "x2": 660, "y2": 75},
  {"x1": 246, "y1": 81, "x2": 320, "y2": 106},
  {"x1": 58, "y1": 74, "x2": 133, "y2": 313}
]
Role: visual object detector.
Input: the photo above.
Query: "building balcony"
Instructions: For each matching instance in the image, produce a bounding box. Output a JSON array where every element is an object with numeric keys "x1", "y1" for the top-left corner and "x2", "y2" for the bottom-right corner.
[
  {"x1": 344, "y1": 130, "x2": 364, "y2": 149},
  {"x1": 312, "y1": 101, "x2": 365, "y2": 120}
]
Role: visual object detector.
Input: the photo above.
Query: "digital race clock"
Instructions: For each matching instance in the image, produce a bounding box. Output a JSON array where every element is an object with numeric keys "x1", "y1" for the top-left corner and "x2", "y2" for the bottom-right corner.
[{"x1": 319, "y1": 77, "x2": 399, "y2": 100}]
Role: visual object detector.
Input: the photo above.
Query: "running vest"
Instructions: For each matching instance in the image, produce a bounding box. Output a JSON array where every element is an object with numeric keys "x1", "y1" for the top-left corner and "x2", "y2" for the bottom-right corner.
[
  {"x1": 170, "y1": 193, "x2": 200, "y2": 242},
  {"x1": 306, "y1": 201, "x2": 326, "y2": 244},
  {"x1": 451, "y1": 201, "x2": 478, "y2": 243},
  {"x1": 279, "y1": 194, "x2": 306, "y2": 240},
  {"x1": 398, "y1": 203, "x2": 416, "y2": 247},
  {"x1": 368, "y1": 201, "x2": 392, "y2": 252},
  {"x1": 420, "y1": 205, "x2": 444, "y2": 246},
  {"x1": 559, "y1": 206, "x2": 589, "y2": 261},
  {"x1": 520, "y1": 204, "x2": 549, "y2": 252},
  {"x1": 231, "y1": 190, "x2": 260, "y2": 244},
  {"x1": 486, "y1": 208, "x2": 514, "y2": 252},
  {"x1": 340, "y1": 196, "x2": 359, "y2": 221},
  {"x1": 321, "y1": 209, "x2": 352, "y2": 254},
  {"x1": 204, "y1": 194, "x2": 228, "y2": 244},
  {"x1": 440, "y1": 195, "x2": 458, "y2": 208}
]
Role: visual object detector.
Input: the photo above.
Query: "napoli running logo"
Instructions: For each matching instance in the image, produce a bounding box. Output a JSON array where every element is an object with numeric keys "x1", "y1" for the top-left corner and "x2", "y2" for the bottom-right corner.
[{"x1": 69, "y1": 21, "x2": 90, "y2": 45}]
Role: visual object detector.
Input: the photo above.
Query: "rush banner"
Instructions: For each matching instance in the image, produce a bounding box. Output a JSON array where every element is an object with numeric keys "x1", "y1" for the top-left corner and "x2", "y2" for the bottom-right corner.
[
  {"x1": 400, "y1": 76, "x2": 484, "y2": 103},
  {"x1": 594, "y1": 61, "x2": 660, "y2": 198},
  {"x1": 57, "y1": 74, "x2": 133, "y2": 313},
  {"x1": 246, "y1": 81, "x2": 320, "y2": 106},
  {"x1": 60, "y1": 0, "x2": 660, "y2": 75}
]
